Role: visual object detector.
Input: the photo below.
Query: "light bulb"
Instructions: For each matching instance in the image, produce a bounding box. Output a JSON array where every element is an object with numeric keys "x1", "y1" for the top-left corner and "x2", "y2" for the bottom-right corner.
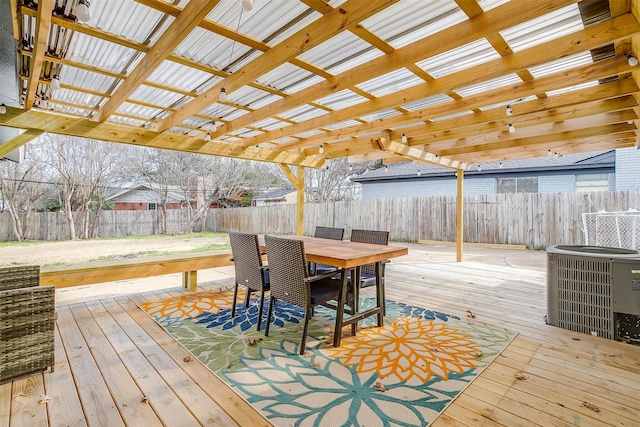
[
  {"x1": 204, "y1": 132, "x2": 211, "y2": 141},
  {"x1": 508, "y1": 123, "x2": 515, "y2": 133},
  {"x1": 553, "y1": 152, "x2": 559, "y2": 159},
  {"x1": 319, "y1": 144, "x2": 324, "y2": 154},
  {"x1": 254, "y1": 145, "x2": 259, "y2": 152},
  {"x1": 349, "y1": 165, "x2": 353, "y2": 172},
  {"x1": 219, "y1": 88, "x2": 228, "y2": 102},
  {"x1": 0, "y1": 104, "x2": 5, "y2": 114},
  {"x1": 401, "y1": 133, "x2": 407, "y2": 143},
  {"x1": 547, "y1": 149, "x2": 553, "y2": 157},
  {"x1": 242, "y1": 0, "x2": 254, "y2": 12},
  {"x1": 477, "y1": 165, "x2": 482, "y2": 172},
  {"x1": 50, "y1": 75, "x2": 61, "y2": 90},
  {"x1": 628, "y1": 54, "x2": 638, "y2": 67},
  {"x1": 38, "y1": 97, "x2": 48, "y2": 108},
  {"x1": 417, "y1": 170, "x2": 421, "y2": 176},
  {"x1": 76, "y1": 0, "x2": 90, "y2": 23},
  {"x1": 384, "y1": 165, "x2": 389, "y2": 173},
  {"x1": 499, "y1": 162, "x2": 503, "y2": 168},
  {"x1": 506, "y1": 104, "x2": 513, "y2": 116}
]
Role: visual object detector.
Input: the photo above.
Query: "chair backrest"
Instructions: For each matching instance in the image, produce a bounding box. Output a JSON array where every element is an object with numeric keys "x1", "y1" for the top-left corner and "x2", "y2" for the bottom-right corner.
[
  {"x1": 0, "y1": 265, "x2": 40, "y2": 291},
  {"x1": 350, "y1": 229, "x2": 390, "y2": 275},
  {"x1": 229, "y1": 231, "x2": 265, "y2": 290},
  {"x1": 264, "y1": 235, "x2": 309, "y2": 307},
  {"x1": 314, "y1": 226, "x2": 344, "y2": 240}
]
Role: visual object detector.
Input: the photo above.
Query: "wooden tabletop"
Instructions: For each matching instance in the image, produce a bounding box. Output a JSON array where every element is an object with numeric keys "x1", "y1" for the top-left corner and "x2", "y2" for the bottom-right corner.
[{"x1": 260, "y1": 235, "x2": 408, "y2": 269}]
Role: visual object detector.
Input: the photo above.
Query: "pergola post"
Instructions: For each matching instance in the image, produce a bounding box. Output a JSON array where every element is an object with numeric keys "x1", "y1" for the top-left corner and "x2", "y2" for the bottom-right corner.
[
  {"x1": 456, "y1": 168, "x2": 464, "y2": 262},
  {"x1": 278, "y1": 163, "x2": 305, "y2": 236}
]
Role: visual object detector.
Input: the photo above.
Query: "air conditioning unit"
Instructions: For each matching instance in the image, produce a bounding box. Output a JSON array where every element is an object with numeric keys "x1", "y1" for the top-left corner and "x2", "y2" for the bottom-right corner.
[{"x1": 547, "y1": 245, "x2": 640, "y2": 343}]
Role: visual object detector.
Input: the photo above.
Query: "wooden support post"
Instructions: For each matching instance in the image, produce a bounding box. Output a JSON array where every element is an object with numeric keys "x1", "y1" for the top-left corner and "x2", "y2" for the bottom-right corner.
[
  {"x1": 183, "y1": 270, "x2": 197, "y2": 292},
  {"x1": 456, "y1": 168, "x2": 464, "y2": 262},
  {"x1": 296, "y1": 166, "x2": 305, "y2": 236}
]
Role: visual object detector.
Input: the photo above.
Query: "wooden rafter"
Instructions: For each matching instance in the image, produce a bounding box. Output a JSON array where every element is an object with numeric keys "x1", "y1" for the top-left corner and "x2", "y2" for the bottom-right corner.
[
  {"x1": 0, "y1": 129, "x2": 44, "y2": 158},
  {"x1": 24, "y1": 0, "x2": 53, "y2": 110},
  {"x1": 155, "y1": 0, "x2": 399, "y2": 132}
]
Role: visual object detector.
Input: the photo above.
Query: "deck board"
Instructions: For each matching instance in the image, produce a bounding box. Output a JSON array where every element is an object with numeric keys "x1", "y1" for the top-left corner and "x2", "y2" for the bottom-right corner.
[{"x1": 2, "y1": 257, "x2": 639, "y2": 426}]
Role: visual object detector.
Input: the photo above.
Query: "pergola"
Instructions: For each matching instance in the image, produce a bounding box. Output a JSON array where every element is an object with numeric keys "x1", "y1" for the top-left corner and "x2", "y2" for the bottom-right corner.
[{"x1": 1, "y1": 0, "x2": 640, "y2": 259}]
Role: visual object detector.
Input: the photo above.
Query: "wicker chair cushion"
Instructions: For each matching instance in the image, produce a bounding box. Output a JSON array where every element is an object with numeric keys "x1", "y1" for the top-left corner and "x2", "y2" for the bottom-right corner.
[{"x1": 309, "y1": 279, "x2": 341, "y2": 305}]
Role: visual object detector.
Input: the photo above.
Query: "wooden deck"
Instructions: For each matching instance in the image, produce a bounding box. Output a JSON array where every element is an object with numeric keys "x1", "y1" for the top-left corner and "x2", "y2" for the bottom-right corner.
[{"x1": 1, "y1": 258, "x2": 639, "y2": 426}]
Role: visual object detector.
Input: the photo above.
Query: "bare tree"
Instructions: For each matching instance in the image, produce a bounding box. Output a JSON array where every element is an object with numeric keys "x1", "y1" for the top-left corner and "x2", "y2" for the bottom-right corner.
[
  {"x1": 0, "y1": 142, "x2": 52, "y2": 240},
  {"x1": 303, "y1": 158, "x2": 375, "y2": 202}
]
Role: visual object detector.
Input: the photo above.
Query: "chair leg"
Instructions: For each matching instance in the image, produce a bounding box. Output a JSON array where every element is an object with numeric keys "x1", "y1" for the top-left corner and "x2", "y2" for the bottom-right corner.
[
  {"x1": 265, "y1": 296, "x2": 275, "y2": 336},
  {"x1": 299, "y1": 307, "x2": 311, "y2": 355},
  {"x1": 243, "y1": 285, "x2": 251, "y2": 308},
  {"x1": 231, "y1": 282, "x2": 239, "y2": 317},
  {"x1": 256, "y1": 288, "x2": 266, "y2": 331}
]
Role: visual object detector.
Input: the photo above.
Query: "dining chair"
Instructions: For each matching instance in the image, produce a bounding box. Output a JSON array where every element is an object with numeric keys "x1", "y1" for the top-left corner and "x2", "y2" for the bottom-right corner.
[
  {"x1": 263, "y1": 235, "x2": 343, "y2": 355},
  {"x1": 349, "y1": 229, "x2": 390, "y2": 288},
  {"x1": 229, "y1": 230, "x2": 270, "y2": 331},
  {"x1": 311, "y1": 226, "x2": 344, "y2": 275}
]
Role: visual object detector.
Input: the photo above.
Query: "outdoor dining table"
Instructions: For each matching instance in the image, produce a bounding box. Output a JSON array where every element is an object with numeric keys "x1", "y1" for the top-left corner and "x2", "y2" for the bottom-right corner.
[{"x1": 259, "y1": 235, "x2": 408, "y2": 346}]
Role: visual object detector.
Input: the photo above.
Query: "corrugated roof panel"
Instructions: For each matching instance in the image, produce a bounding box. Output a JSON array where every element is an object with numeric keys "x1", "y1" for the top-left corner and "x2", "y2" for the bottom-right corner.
[
  {"x1": 546, "y1": 80, "x2": 599, "y2": 97},
  {"x1": 430, "y1": 110, "x2": 473, "y2": 121},
  {"x1": 279, "y1": 104, "x2": 328, "y2": 122},
  {"x1": 252, "y1": 117, "x2": 291, "y2": 131},
  {"x1": 218, "y1": 135, "x2": 242, "y2": 143},
  {"x1": 48, "y1": 104, "x2": 93, "y2": 117},
  {"x1": 129, "y1": 85, "x2": 186, "y2": 108},
  {"x1": 324, "y1": 120, "x2": 362, "y2": 131},
  {"x1": 528, "y1": 52, "x2": 593, "y2": 78},
  {"x1": 108, "y1": 116, "x2": 147, "y2": 127},
  {"x1": 116, "y1": 102, "x2": 163, "y2": 119},
  {"x1": 50, "y1": 88, "x2": 103, "y2": 109},
  {"x1": 315, "y1": 89, "x2": 368, "y2": 110},
  {"x1": 272, "y1": 136, "x2": 299, "y2": 144},
  {"x1": 256, "y1": 62, "x2": 322, "y2": 94},
  {"x1": 479, "y1": 95, "x2": 538, "y2": 112},
  {"x1": 295, "y1": 130, "x2": 325, "y2": 138},
  {"x1": 148, "y1": 60, "x2": 215, "y2": 93},
  {"x1": 501, "y1": 4, "x2": 584, "y2": 52},
  {"x1": 356, "y1": 68, "x2": 424, "y2": 97},
  {"x1": 56, "y1": 66, "x2": 119, "y2": 94},
  {"x1": 297, "y1": 31, "x2": 382, "y2": 74},
  {"x1": 455, "y1": 73, "x2": 522, "y2": 97},
  {"x1": 361, "y1": 0, "x2": 467, "y2": 49},
  {"x1": 230, "y1": 128, "x2": 264, "y2": 138},
  {"x1": 224, "y1": 85, "x2": 280, "y2": 109},
  {"x1": 67, "y1": 32, "x2": 142, "y2": 74},
  {"x1": 478, "y1": 0, "x2": 510, "y2": 12},
  {"x1": 402, "y1": 93, "x2": 452, "y2": 111},
  {"x1": 91, "y1": 0, "x2": 171, "y2": 45},
  {"x1": 360, "y1": 109, "x2": 401, "y2": 122},
  {"x1": 174, "y1": 26, "x2": 252, "y2": 71},
  {"x1": 417, "y1": 39, "x2": 501, "y2": 78}
]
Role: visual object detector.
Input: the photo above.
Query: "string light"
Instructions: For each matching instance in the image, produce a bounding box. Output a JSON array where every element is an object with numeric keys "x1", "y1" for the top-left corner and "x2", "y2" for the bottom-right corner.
[
  {"x1": 401, "y1": 133, "x2": 407, "y2": 143},
  {"x1": 499, "y1": 162, "x2": 503, "y2": 168},
  {"x1": 76, "y1": 0, "x2": 91, "y2": 22},
  {"x1": 417, "y1": 169, "x2": 421, "y2": 176},
  {"x1": 508, "y1": 123, "x2": 515, "y2": 133},
  {"x1": 50, "y1": 75, "x2": 61, "y2": 91},
  {"x1": 627, "y1": 53, "x2": 638, "y2": 66},
  {"x1": 505, "y1": 104, "x2": 513, "y2": 116},
  {"x1": 242, "y1": 0, "x2": 254, "y2": 12},
  {"x1": 0, "y1": 104, "x2": 5, "y2": 114},
  {"x1": 319, "y1": 144, "x2": 324, "y2": 154},
  {"x1": 349, "y1": 164, "x2": 353, "y2": 172},
  {"x1": 548, "y1": 149, "x2": 553, "y2": 157},
  {"x1": 219, "y1": 88, "x2": 228, "y2": 102},
  {"x1": 384, "y1": 165, "x2": 389, "y2": 173},
  {"x1": 477, "y1": 165, "x2": 482, "y2": 172},
  {"x1": 204, "y1": 132, "x2": 211, "y2": 141}
]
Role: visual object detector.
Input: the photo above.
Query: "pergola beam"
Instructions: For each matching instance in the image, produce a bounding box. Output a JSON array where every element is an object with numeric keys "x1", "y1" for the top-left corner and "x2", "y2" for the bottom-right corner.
[{"x1": 24, "y1": 0, "x2": 53, "y2": 110}]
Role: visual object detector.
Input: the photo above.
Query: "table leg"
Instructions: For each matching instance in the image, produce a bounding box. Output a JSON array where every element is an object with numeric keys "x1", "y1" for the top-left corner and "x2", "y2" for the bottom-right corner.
[
  {"x1": 333, "y1": 268, "x2": 349, "y2": 347},
  {"x1": 375, "y1": 262, "x2": 383, "y2": 326},
  {"x1": 351, "y1": 267, "x2": 361, "y2": 336}
]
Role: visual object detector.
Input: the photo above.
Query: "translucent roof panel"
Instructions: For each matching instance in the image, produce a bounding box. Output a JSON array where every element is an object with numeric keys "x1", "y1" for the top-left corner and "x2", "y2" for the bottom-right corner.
[
  {"x1": 417, "y1": 39, "x2": 502, "y2": 79},
  {"x1": 48, "y1": 104, "x2": 94, "y2": 118},
  {"x1": 107, "y1": 116, "x2": 147, "y2": 127},
  {"x1": 148, "y1": 61, "x2": 217, "y2": 94},
  {"x1": 252, "y1": 118, "x2": 292, "y2": 131},
  {"x1": 360, "y1": 0, "x2": 467, "y2": 49},
  {"x1": 129, "y1": 85, "x2": 188, "y2": 108},
  {"x1": 116, "y1": 102, "x2": 164, "y2": 120},
  {"x1": 528, "y1": 52, "x2": 594, "y2": 79},
  {"x1": 210, "y1": 0, "x2": 321, "y2": 47},
  {"x1": 360, "y1": 109, "x2": 401, "y2": 122},
  {"x1": 91, "y1": 0, "x2": 172, "y2": 45},
  {"x1": 256, "y1": 63, "x2": 321, "y2": 94},
  {"x1": 66, "y1": 33, "x2": 144, "y2": 75},
  {"x1": 295, "y1": 130, "x2": 326, "y2": 138},
  {"x1": 356, "y1": 68, "x2": 424, "y2": 98},
  {"x1": 430, "y1": 110, "x2": 474, "y2": 121},
  {"x1": 297, "y1": 32, "x2": 383, "y2": 74},
  {"x1": 174, "y1": 26, "x2": 255, "y2": 72},
  {"x1": 401, "y1": 94, "x2": 452, "y2": 111},
  {"x1": 324, "y1": 120, "x2": 362, "y2": 131},
  {"x1": 50, "y1": 88, "x2": 104, "y2": 110},
  {"x1": 230, "y1": 128, "x2": 264, "y2": 138},
  {"x1": 315, "y1": 89, "x2": 369, "y2": 110},
  {"x1": 501, "y1": 4, "x2": 584, "y2": 52},
  {"x1": 226, "y1": 85, "x2": 281, "y2": 109},
  {"x1": 546, "y1": 81, "x2": 600, "y2": 97},
  {"x1": 196, "y1": 103, "x2": 242, "y2": 120},
  {"x1": 455, "y1": 74, "x2": 523, "y2": 97},
  {"x1": 279, "y1": 105, "x2": 329, "y2": 122},
  {"x1": 57, "y1": 66, "x2": 120, "y2": 94}
]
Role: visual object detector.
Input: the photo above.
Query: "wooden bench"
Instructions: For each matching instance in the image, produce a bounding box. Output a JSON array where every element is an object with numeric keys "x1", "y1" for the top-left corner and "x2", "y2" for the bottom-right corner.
[{"x1": 40, "y1": 251, "x2": 234, "y2": 292}]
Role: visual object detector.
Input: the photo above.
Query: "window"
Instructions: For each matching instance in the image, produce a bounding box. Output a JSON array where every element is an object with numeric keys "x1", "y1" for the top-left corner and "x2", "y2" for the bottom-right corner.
[
  {"x1": 148, "y1": 203, "x2": 157, "y2": 210},
  {"x1": 575, "y1": 174, "x2": 609, "y2": 192},
  {"x1": 497, "y1": 177, "x2": 538, "y2": 193}
]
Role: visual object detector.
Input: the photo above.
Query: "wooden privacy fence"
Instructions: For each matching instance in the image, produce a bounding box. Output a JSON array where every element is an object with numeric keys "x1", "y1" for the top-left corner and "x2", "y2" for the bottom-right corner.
[{"x1": 2, "y1": 190, "x2": 640, "y2": 250}]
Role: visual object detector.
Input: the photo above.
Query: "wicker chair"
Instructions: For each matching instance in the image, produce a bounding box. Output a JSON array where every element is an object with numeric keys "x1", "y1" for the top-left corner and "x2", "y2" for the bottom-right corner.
[
  {"x1": 264, "y1": 235, "x2": 343, "y2": 355},
  {"x1": 349, "y1": 229, "x2": 390, "y2": 288},
  {"x1": 311, "y1": 226, "x2": 344, "y2": 275},
  {"x1": 229, "y1": 231, "x2": 271, "y2": 331},
  {"x1": 0, "y1": 265, "x2": 55, "y2": 384}
]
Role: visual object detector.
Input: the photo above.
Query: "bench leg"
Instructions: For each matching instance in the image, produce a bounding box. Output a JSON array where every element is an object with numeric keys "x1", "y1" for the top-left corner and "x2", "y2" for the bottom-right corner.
[{"x1": 183, "y1": 271, "x2": 198, "y2": 292}]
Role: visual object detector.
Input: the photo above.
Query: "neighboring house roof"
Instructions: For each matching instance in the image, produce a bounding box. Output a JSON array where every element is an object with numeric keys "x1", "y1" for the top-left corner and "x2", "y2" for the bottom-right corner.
[
  {"x1": 351, "y1": 150, "x2": 615, "y2": 182},
  {"x1": 105, "y1": 183, "x2": 190, "y2": 203},
  {"x1": 253, "y1": 189, "x2": 296, "y2": 201}
]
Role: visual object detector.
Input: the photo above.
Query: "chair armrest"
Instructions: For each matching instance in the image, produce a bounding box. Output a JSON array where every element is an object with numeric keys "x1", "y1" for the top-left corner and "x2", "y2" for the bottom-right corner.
[{"x1": 306, "y1": 269, "x2": 342, "y2": 283}]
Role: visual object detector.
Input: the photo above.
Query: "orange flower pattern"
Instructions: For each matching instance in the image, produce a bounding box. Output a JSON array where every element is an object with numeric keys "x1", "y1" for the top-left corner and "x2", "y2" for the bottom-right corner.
[
  {"x1": 328, "y1": 317, "x2": 479, "y2": 383},
  {"x1": 140, "y1": 289, "x2": 243, "y2": 318}
]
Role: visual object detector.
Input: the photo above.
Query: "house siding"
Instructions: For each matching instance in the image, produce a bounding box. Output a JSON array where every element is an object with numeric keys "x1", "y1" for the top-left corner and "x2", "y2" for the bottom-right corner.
[
  {"x1": 361, "y1": 177, "x2": 495, "y2": 199},
  {"x1": 615, "y1": 147, "x2": 640, "y2": 190},
  {"x1": 539, "y1": 175, "x2": 575, "y2": 193}
]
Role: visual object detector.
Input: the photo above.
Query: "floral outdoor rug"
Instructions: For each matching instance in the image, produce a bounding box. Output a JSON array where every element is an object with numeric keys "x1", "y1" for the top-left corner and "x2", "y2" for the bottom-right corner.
[{"x1": 139, "y1": 285, "x2": 517, "y2": 427}]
